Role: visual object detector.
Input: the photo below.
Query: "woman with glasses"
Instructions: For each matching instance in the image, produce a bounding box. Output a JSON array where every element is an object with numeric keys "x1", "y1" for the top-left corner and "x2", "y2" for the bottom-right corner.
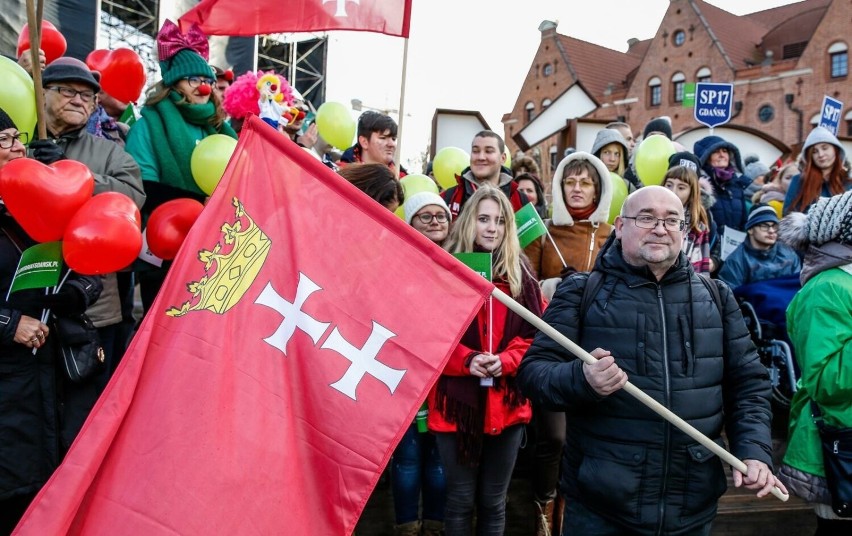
[
  {"x1": 125, "y1": 20, "x2": 237, "y2": 314},
  {"x1": 783, "y1": 126, "x2": 851, "y2": 215},
  {"x1": 521, "y1": 151, "x2": 613, "y2": 534},
  {"x1": 0, "y1": 108, "x2": 103, "y2": 533},
  {"x1": 430, "y1": 186, "x2": 543, "y2": 536},
  {"x1": 384, "y1": 191, "x2": 453, "y2": 536}
]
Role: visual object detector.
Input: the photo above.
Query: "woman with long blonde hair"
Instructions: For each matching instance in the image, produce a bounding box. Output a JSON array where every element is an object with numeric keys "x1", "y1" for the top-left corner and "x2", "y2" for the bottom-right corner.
[{"x1": 429, "y1": 186, "x2": 543, "y2": 535}]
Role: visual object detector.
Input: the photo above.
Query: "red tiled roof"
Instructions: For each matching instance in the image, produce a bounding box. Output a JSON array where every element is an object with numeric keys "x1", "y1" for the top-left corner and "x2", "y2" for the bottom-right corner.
[
  {"x1": 745, "y1": 0, "x2": 832, "y2": 30},
  {"x1": 691, "y1": 0, "x2": 766, "y2": 70},
  {"x1": 554, "y1": 34, "x2": 642, "y2": 98}
]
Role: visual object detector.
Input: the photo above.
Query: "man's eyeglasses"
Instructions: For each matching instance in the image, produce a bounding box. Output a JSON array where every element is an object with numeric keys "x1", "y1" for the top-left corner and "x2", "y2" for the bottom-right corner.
[
  {"x1": 562, "y1": 178, "x2": 596, "y2": 189},
  {"x1": 48, "y1": 86, "x2": 96, "y2": 102},
  {"x1": 622, "y1": 215, "x2": 685, "y2": 232},
  {"x1": 415, "y1": 213, "x2": 448, "y2": 224},
  {"x1": 0, "y1": 132, "x2": 28, "y2": 149},
  {"x1": 183, "y1": 76, "x2": 215, "y2": 88},
  {"x1": 755, "y1": 222, "x2": 779, "y2": 232}
]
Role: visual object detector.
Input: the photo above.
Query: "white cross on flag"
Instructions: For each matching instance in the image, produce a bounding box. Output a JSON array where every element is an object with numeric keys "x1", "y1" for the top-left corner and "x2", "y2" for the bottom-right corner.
[{"x1": 14, "y1": 116, "x2": 491, "y2": 535}]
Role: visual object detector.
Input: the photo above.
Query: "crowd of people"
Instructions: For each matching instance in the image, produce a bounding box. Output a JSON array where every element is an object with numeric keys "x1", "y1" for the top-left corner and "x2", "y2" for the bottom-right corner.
[{"x1": 1, "y1": 18, "x2": 851, "y2": 536}]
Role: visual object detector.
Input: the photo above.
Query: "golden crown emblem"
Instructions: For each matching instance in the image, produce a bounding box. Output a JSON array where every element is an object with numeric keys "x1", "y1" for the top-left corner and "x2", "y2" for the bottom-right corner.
[{"x1": 166, "y1": 197, "x2": 271, "y2": 317}]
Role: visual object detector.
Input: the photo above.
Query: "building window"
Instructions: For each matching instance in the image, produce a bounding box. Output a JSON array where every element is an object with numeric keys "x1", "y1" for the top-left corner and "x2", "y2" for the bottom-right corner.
[
  {"x1": 543, "y1": 63, "x2": 553, "y2": 77},
  {"x1": 549, "y1": 145, "x2": 558, "y2": 173},
  {"x1": 696, "y1": 67, "x2": 711, "y2": 83},
  {"x1": 829, "y1": 42, "x2": 848, "y2": 78},
  {"x1": 525, "y1": 101, "x2": 535, "y2": 123},
  {"x1": 671, "y1": 72, "x2": 685, "y2": 103},
  {"x1": 845, "y1": 110, "x2": 852, "y2": 136},
  {"x1": 673, "y1": 30, "x2": 685, "y2": 47},
  {"x1": 758, "y1": 104, "x2": 774, "y2": 123},
  {"x1": 648, "y1": 77, "x2": 662, "y2": 107},
  {"x1": 542, "y1": 98, "x2": 552, "y2": 109}
]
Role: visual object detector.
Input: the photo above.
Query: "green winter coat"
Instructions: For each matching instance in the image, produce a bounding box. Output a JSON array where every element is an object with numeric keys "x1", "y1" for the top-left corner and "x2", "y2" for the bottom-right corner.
[{"x1": 783, "y1": 267, "x2": 852, "y2": 477}]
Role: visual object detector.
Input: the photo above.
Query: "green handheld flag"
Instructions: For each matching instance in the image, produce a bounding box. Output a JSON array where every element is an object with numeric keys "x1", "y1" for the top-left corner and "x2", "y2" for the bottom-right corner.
[
  {"x1": 119, "y1": 103, "x2": 138, "y2": 127},
  {"x1": 682, "y1": 83, "x2": 696, "y2": 108},
  {"x1": 9, "y1": 242, "x2": 63, "y2": 294},
  {"x1": 515, "y1": 203, "x2": 547, "y2": 248},
  {"x1": 453, "y1": 252, "x2": 492, "y2": 281}
]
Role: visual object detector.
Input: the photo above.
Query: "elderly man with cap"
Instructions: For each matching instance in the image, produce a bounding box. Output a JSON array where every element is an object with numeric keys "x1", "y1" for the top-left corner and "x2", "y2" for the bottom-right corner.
[
  {"x1": 718, "y1": 203, "x2": 801, "y2": 289},
  {"x1": 28, "y1": 57, "x2": 145, "y2": 390}
]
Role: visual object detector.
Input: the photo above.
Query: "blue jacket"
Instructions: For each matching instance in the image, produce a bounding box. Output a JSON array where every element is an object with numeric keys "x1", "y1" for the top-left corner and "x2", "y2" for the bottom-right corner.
[
  {"x1": 718, "y1": 239, "x2": 801, "y2": 290},
  {"x1": 694, "y1": 136, "x2": 749, "y2": 232}
]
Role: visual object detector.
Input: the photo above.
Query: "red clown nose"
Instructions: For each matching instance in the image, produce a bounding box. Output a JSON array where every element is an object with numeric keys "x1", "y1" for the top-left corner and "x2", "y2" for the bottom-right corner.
[{"x1": 197, "y1": 83, "x2": 212, "y2": 96}]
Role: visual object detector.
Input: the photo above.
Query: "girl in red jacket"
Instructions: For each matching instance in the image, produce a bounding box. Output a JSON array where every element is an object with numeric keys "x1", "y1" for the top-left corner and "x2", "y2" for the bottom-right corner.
[{"x1": 430, "y1": 185, "x2": 543, "y2": 535}]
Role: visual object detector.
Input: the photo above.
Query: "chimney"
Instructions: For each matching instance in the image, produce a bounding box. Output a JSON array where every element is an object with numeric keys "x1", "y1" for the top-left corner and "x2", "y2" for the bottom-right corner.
[
  {"x1": 538, "y1": 20, "x2": 558, "y2": 39},
  {"x1": 627, "y1": 38, "x2": 639, "y2": 50}
]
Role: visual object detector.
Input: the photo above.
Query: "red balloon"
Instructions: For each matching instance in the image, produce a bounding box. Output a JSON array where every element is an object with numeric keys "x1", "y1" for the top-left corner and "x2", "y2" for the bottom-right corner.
[
  {"x1": 0, "y1": 158, "x2": 94, "y2": 242},
  {"x1": 63, "y1": 193, "x2": 142, "y2": 275},
  {"x1": 86, "y1": 48, "x2": 146, "y2": 103},
  {"x1": 146, "y1": 198, "x2": 205, "y2": 260},
  {"x1": 17, "y1": 21, "x2": 67, "y2": 65}
]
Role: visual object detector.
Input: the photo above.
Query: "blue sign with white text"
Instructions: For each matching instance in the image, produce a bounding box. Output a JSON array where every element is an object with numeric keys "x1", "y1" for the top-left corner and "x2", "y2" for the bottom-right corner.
[
  {"x1": 694, "y1": 83, "x2": 734, "y2": 128},
  {"x1": 818, "y1": 96, "x2": 843, "y2": 136}
]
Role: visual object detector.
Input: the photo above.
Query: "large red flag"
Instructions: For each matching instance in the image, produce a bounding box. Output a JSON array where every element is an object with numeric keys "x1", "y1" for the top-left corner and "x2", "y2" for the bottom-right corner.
[
  {"x1": 15, "y1": 116, "x2": 491, "y2": 535},
  {"x1": 180, "y1": 0, "x2": 413, "y2": 38}
]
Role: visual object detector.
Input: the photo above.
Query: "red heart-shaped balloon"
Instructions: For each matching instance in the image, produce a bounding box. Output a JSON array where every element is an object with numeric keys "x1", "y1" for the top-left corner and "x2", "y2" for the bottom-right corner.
[
  {"x1": 0, "y1": 158, "x2": 94, "y2": 242},
  {"x1": 17, "y1": 21, "x2": 67, "y2": 65},
  {"x1": 63, "y1": 192, "x2": 142, "y2": 275},
  {"x1": 86, "y1": 48, "x2": 146, "y2": 103},
  {"x1": 146, "y1": 198, "x2": 205, "y2": 261}
]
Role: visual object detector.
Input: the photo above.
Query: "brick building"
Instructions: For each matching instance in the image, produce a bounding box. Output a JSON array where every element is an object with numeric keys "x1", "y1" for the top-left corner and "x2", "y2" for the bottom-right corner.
[{"x1": 503, "y1": 0, "x2": 850, "y2": 183}]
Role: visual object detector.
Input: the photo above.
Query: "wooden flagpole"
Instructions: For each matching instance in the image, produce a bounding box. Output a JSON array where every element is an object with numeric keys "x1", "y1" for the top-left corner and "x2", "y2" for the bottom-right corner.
[
  {"x1": 25, "y1": 0, "x2": 47, "y2": 141},
  {"x1": 393, "y1": 37, "x2": 409, "y2": 178},
  {"x1": 491, "y1": 287, "x2": 789, "y2": 502}
]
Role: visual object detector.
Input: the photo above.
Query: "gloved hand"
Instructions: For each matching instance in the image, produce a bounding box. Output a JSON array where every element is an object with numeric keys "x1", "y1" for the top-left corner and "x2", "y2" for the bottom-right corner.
[{"x1": 29, "y1": 139, "x2": 66, "y2": 165}]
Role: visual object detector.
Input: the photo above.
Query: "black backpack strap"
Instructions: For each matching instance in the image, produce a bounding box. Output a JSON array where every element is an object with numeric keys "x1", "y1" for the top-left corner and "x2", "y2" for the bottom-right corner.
[
  {"x1": 580, "y1": 270, "x2": 605, "y2": 321},
  {"x1": 697, "y1": 272, "x2": 723, "y2": 319}
]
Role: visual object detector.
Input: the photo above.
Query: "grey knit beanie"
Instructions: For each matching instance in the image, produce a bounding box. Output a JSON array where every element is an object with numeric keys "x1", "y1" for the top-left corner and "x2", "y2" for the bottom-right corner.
[
  {"x1": 591, "y1": 128, "x2": 628, "y2": 157},
  {"x1": 779, "y1": 190, "x2": 852, "y2": 250},
  {"x1": 744, "y1": 161, "x2": 770, "y2": 182}
]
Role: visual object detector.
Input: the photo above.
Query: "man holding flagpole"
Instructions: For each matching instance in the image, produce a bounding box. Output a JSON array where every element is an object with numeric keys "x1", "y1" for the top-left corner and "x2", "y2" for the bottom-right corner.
[{"x1": 518, "y1": 186, "x2": 786, "y2": 535}]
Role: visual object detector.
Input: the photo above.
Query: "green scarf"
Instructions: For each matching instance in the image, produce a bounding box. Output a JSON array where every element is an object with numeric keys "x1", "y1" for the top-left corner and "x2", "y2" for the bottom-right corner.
[{"x1": 140, "y1": 91, "x2": 237, "y2": 194}]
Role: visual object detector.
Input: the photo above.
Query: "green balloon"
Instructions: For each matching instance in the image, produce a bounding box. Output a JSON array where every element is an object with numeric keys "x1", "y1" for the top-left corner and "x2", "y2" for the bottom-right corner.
[
  {"x1": 316, "y1": 102, "x2": 356, "y2": 151},
  {"x1": 191, "y1": 134, "x2": 238, "y2": 195},
  {"x1": 400, "y1": 173, "x2": 439, "y2": 200},
  {"x1": 432, "y1": 147, "x2": 469, "y2": 190},
  {"x1": 0, "y1": 56, "x2": 37, "y2": 143},
  {"x1": 607, "y1": 172, "x2": 629, "y2": 224},
  {"x1": 635, "y1": 134, "x2": 676, "y2": 186}
]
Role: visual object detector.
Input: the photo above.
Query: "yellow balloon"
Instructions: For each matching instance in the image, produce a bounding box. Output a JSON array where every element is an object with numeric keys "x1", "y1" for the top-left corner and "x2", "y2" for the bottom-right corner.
[
  {"x1": 607, "y1": 172, "x2": 629, "y2": 224},
  {"x1": 432, "y1": 147, "x2": 469, "y2": 190},
  {"x1": 400, "y1": 173, "x2": 439, "y2": 201},
  {"x1": 635, "y1": 134, "x2": 676, "y2": 186},
  {"x1": 503, "y1": 146, "x2": 512, "y2": 168},
  {"x1": 190, "y1": 134, "x2": 238, "y2": 195},
  {"x1": 0, "y1": 56, "x2": 37, "y2": 143},
  {"x1": 316, "y1": 102, "x2": 356, "y2": 151}
]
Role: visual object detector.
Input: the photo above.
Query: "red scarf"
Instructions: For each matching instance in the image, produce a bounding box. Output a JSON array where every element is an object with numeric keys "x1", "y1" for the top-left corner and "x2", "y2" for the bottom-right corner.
[{"x1": 568, "y1": 204, "x2": 596, "y2": 221}]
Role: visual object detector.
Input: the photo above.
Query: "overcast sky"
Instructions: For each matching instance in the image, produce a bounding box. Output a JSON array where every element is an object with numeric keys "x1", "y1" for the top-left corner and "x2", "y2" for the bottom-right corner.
[{"x1": 321, "y1": 0, "x2": 799, "y2": 171}]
